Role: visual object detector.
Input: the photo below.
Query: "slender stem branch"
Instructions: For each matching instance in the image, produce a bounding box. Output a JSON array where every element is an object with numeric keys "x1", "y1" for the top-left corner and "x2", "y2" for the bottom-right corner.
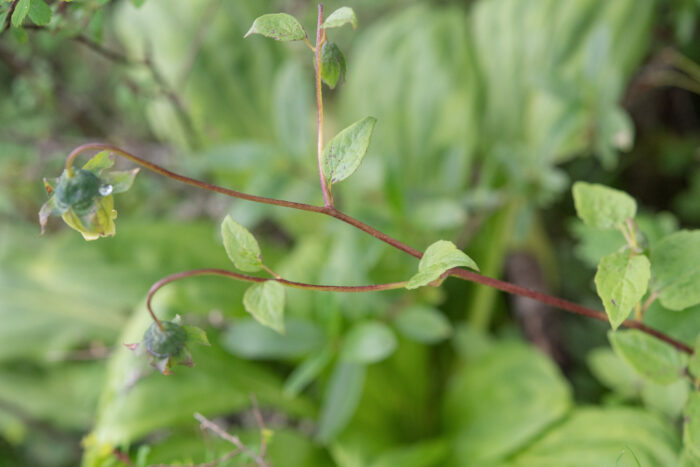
[
  {"x1": 62, "y1": 143, "x2": 694, "y2": 354},
  {"x1": 315, "y1": 3, "x2": 333, "y2": 207},
  {"x1": 194, "y1": 413, "x2": 267, "y2": 467},
  {"x1": 146, "y1": 268, "x2": 407, "y2": 323},
  {"x1": 303, "y1": 36, "x2": 315, "y2": 52},
  {"x1": 261, "y1": 264, "x2": 282, "y2": 280},
  {"x1": 641, "y1": 290, "x2": 659, "y2": 316},
  {"x1": 1, "y1": 0, "x2": 20, "y2": 35}
]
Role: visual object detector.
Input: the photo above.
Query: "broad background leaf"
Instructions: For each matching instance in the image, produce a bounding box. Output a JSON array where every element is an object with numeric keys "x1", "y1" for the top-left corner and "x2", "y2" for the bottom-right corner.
[
  {"x1": 651, "y1": 230, "x2": 700, "y2": 311},
  {"x1": 608, "y1": 330, "x2": 687, "y2": 385}
]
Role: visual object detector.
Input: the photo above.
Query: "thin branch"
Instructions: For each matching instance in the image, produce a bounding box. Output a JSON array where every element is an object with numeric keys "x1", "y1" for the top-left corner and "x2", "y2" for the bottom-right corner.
[
  {"x1": 249, "y1": 395, "x2": 268, "y2": 459},
  {"x1": 1, "y1": 0, "x2": 20, "y2": 36},
  {"x1": 23, "y1": 26, "x2": 201, "y2": 149},
  {"x1": 314, "y1": 3, "x2": 333, "y2": 207},
  {"x1": 61, "y1": 143, "x2": 694, "y2": 354},
  {"x1": 194, "y1": 413, "x2": 267, "y2": 467},
  {"x1": 146, "y1": 268, "x2": 407, "y2": 324}
]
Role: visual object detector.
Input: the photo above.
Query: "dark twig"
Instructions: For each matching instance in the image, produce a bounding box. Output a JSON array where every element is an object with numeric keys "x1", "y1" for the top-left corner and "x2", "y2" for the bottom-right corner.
[
  {"x1": 1, "y1": 0, "x2": 20, "y2": 36},
  {"x1": 22, "y1": 26, "x2": 201, "y2": 149}
]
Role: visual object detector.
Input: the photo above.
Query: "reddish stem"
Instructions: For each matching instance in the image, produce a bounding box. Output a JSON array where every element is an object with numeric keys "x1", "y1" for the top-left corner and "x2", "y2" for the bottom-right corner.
[
  {"x1": 146, "y1": 268, "x2": 407, "y2": 321},
  {"x1": 64, "y1": 143, "x2": 693, "y2": 354}
]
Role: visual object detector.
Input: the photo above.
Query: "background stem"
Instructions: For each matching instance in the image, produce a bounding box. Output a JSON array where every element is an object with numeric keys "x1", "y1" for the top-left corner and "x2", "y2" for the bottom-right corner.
[{"x1": 315, "y1": 3, "x2": 333, "y2": 207}]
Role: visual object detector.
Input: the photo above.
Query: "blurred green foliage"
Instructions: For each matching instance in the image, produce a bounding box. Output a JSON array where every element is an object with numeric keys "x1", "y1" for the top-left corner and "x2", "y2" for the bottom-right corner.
[{"x1": 0, "y1": 0, "x2": 699, "y2": 466}]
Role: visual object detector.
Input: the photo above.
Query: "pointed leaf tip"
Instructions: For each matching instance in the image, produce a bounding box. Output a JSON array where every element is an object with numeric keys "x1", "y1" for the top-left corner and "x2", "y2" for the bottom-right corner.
[
  {"x1": 243, "y1": 281, "x2": 286, "y2": 334},
  {"x1": 245, "y1": 13, "x2": 306, "y2": 42},
  {"x1": 322, "y1": 116, "x2": 376, "y2": 184},
  {"x1": 221, "y1": 215, "x2": 263, "y2": 272},
  {"x1": 322, "y1": 7, "x2": 358, "y2": 30},
  {"x1": 406, "y1": 240, "x2": 479, "y2": 289}
]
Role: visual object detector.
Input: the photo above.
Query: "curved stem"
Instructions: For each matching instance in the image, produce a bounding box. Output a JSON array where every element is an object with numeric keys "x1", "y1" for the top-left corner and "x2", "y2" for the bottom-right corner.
[
  {"x1": 64, "y1": 143, "x2": 693, "y2": 354},
  {"x1": 66, "y1": 143, "x2": 328, "y2": 214},
  {"x1": 146, "y1": 268, "x2": 407, "y2": 321},
  {"x1": 315, "y1": 3, "x2": 333, "y2": 207}
]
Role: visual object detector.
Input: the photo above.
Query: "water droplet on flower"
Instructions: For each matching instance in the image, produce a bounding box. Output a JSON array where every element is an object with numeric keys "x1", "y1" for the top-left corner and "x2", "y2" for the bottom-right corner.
[{"x1": 99, "y1": 184, "x2": 113, "y2": 196}]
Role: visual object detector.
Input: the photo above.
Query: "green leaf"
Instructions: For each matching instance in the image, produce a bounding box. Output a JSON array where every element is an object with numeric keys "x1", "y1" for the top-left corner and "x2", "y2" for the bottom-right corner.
[
  {"x1": 394, "y1": 305, "x2": 452, "y2": 344},
  {"x1": 61, "y1": 195, "x2": 117, "y2": 241},
  {"x1": 572, "y1": 182, "x2": 637, "y2": 230},
  {"x1": 221, "y1": 318, "x2": 324, "y2": 359},
  {"x1": 444, "y1": 342, "x2": 571, "y2": 464},
  {"x1": 81, "y1": 151, "x2": 114, "y2": 175},
  {"x1": 242, "y1": 281, "x2": 285, "y2": 334},
  {"x1": 588, "y1": 348, "x2": 689, "y2": 418},
  {"x1": 220, "y1": 215, "x2": 263, "y2": 272},
  {"x1": 509, "y1": 408, "x2": 680, "y2": 466},
  {"x1": 321, "y1": 116, "x2": 376, "y2": 184},
  {"x1": 321, "y1": 7, "x2": 357, "y2": 29},
  {"x1": 320, "y1": 42, "x2": 346, "y2": 89},
  {"x1": 651, "y1": 230, "x2": 700, "y2": 311},
  {"x1": 28, "y1": 0, "x2": 51, "y2": 26},
  {"x1": 11, "y1": 0, "x2": 30, "y2": 28},
  {"x1": 608, "y1": 330, "x2": 687, "y2": 385},
  {"x1": 101, "y1": 169, "x2": 140, "y2": 194},
  {"x1": 283, "y1": 347, "x2": 334, "y2": 397},
  {"x1": 341, "y1": 321, "x2": 397, "y2": 364},
  {"x1": 594, "y1": 250, "x2": 650, "y2": 330},
  {"x1": 131, "y1": 0, "x2": 147, "y2": 6},
  {"x1": 183, "y1": 325, "x2": 210, "y2": 347},
  {"x1": 685, "y1": 392, "x2": 700, "y2": 459},
  {"x1": 405, "y1": 240, "x2": 478, "y2": 289},
  {"x1": 316, "y1": 362, "x2": 365, "y2": 443},
  {"x1": 244, "y1": 13, "x2": 306, "y2": 42}
]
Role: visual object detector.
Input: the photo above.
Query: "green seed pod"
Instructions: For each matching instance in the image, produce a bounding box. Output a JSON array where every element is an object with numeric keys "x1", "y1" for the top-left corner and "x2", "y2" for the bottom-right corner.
[
  {"x1": 143, "y1": 321, "x2": 188, "y2": 359},
  {"x1": 54, "y1": 169, "x2": 102, "y2": 214}
]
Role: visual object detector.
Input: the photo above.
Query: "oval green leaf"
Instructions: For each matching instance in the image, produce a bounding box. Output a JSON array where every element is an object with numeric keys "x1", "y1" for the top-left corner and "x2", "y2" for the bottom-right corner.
[
  {"x1": 321, "y1": 7, "x2": 358, "y2": 30},
  {"x1": 608, "y1": 330, "x2": 687, "y2": 385},
  {"x1": 394, "y1": 305, "x2": 452, "y2": 343},
  {"x1": 651, "y1": 230, "x2": 700, "y2": 311},
  {"x1": 220, "y1": 215, "x2": 263, "y2": 272},
  {"x1": 244, "y1": 13, "x2": 306, "y2": 42},
  {"x1": 572, "y1": 181, "x2": 637, "y2": 230},
  {"x1": 322, "y1": 116, "x2": 377, "y2": 184},
  {"x1": 11, "y1": 0, "x2": 30, "y2": 28},
  {"x1": 29, "y1": 0, "x2": 52, "y2": 26},
  {"x1": 320, "y1": 42, "x2": 346, "y2": 89},
  {"x1": 594, "y1": 250, "x2": 650, "y2": 330},
  {"x1": 406, "y1": 240, "x2": 479, "y2": 289},
  {"x1": 341, "y1": 321, "x2": 397, "y2": 364},
  {"x1": 242, "y1": 281, "x2": 285, "y2": 334}
]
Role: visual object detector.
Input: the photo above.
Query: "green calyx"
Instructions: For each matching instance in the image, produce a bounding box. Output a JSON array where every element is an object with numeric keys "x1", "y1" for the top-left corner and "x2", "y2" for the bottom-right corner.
[
  {"x1": 143, "y1": 321, "x2": 188, "y2": 359},
  {"x1": 54, "y1": 169, "x2": 103, "y2": 214}
]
